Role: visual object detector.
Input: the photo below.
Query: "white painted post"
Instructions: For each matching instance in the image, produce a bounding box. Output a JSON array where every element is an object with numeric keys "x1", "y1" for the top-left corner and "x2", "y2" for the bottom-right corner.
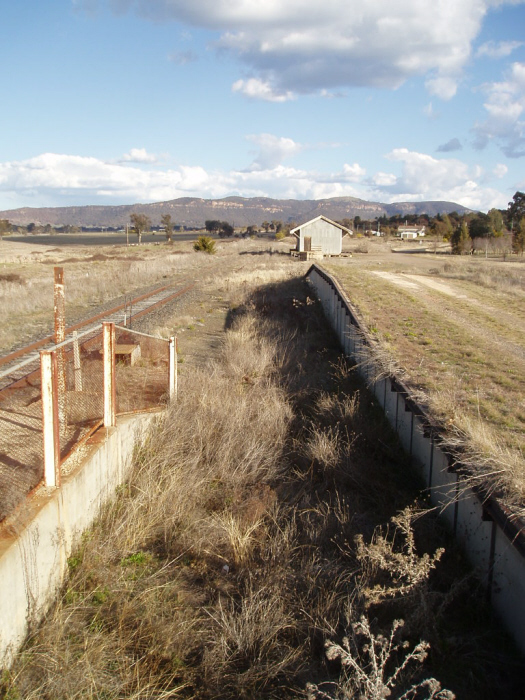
[
  {"x1": 41, "y1": 350, "x2": 60, "y2": 487},
  {"x1": 103, "y1": 322, "x2": 116, "y2": 428},
  {"x1": 54, "y1": 267, "x2": 67, "y2": 426},
  {"x1": 169, "y1": 336, "x2": 178, "y2": 401},
  {"x1": 73, "y1": 331, "x2": 83, "y2": 392}
]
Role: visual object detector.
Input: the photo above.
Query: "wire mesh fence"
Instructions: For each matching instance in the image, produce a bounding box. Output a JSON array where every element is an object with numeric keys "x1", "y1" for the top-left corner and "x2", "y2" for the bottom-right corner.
[
  {"x1": 0, "y1": 323, "x2": 173, "y2": 522},
  {"x1": 0, "y1": 373, "x2": 44, "y2": 522},
  {"x1": 57, "y1": 331, "x2": 105, "y2": 463},
  {"x1": 114, "y1": 326, "x2": 170, "y2": 414}
]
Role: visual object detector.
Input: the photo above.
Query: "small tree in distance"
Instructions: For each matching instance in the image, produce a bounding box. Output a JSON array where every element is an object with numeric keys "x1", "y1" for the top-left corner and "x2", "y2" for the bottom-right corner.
[
  {"x1": 451, "y1": 221, "x2": 471, "y2": 255},
  {"x1": 161, "y1": 213, "x2": 173, "y2": 242},
  {"x1": 0, "y1": 219, "x2": 11, "y2": 240},
  {"x1": 130, "y1": 213, "x2": 151, "y2": 244},
  {"x1": 513, "y1": 216, "x2": 525, "y2": 255}
]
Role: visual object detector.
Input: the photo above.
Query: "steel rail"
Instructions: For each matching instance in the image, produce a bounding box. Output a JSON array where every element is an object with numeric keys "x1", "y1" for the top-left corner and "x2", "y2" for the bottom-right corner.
[
  {"x1": 0, "y1": 280, "x2": 180, "y2": 370},
  {"x1": 0, "y1": 281, "x2": 195, "y2": 396}
]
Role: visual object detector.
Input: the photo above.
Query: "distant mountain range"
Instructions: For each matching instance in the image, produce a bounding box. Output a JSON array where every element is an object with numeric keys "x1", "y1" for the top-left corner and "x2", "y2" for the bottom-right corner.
[{"x1": 0, "y1": 196, "x2": 473, "y2": 228}]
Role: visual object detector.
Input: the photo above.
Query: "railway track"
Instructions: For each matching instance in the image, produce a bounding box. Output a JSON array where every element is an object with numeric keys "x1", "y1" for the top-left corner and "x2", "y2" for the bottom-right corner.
[{"x1": 0, "y1": 280, "x2": 195, "y2": 393}]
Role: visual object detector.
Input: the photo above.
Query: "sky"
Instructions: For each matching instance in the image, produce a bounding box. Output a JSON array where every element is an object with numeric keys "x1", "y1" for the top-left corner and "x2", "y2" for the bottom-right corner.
[{"x1": 1, "y1": 0, "x2": 524, "y2": 214}]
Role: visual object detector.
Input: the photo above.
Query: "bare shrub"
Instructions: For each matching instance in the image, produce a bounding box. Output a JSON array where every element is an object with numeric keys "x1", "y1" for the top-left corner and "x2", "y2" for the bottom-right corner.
[
  {"x1": 307, "y1": 617, "x2": 454, "y2": 700},
  {"x1": 355, "y1": 508, "x2": 444, "y2": 608}
]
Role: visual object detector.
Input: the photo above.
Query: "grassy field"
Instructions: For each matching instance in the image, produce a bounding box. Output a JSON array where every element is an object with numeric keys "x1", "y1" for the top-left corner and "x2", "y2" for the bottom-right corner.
[
  {"x1": 1, "y1": 247, "x2": 522, "y2": 699},
  {"x1": 0, "y1": 237, "x2": 260, "y2": 353},
  {"x1": 325, "y1": 243, "x2": 525, "y2": 511}
]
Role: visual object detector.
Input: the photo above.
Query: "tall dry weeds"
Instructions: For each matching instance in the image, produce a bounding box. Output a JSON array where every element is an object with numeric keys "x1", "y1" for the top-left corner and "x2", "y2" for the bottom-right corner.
[{"x1": 3, "y1": 271, "x2": 521, "y2": 700}]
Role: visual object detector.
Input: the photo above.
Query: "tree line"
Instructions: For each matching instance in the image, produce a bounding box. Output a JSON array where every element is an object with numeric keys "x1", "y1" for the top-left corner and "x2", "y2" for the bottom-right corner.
[{"x1": 2, "y1": 192, "x2": 525, "y2": 255}]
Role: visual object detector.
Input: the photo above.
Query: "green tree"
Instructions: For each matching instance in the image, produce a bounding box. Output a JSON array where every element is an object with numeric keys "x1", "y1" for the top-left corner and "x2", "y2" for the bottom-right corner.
[
  {"x1": 204, "y1": 220, "x2": 221, "y2": 234},
  {"x1": 512, "y1": 216, "x2": 525, "y2": 255},
  {"x1": 161, "y1": 214, "x2": 173, "y2": 242},
  {"x1": 130, "y1": 213, "x2": 151, "y2": 244},
  {"x1": 488, "y1": 208, "x2": 504, "y2": 236},
  {"x1": 429, "y1": 219, "x2": 448, "y2": 240},
  {"x1": 261, "y1": 221, "x2": 270, "y2": 233},
  {"x1": 451, "y1": 220, "x2": 471, "y2": 255},
  {"x1": 271, "y1": 219, "x2": 282, "y2": 233},
  {"x1": 468, "y1": 213, "x2": 490, "y2": 239},
  {"x1": 507, "y1": 191, "x2": 525, "y2": 231},
  {"x1": 441, "y1": 214, "x2": 454, "y2": 240},
  {"x1": 219, "y1": 221, "x2": 234, "y2": 238},
  {"x1": 0, "y1": 219, "x2": 11, "y2": 239}
]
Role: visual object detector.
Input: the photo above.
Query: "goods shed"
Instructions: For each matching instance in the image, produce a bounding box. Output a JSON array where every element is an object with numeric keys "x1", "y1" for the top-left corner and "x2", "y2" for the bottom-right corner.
[{"x1": 291, "y1": 216, "x2": 352, "y2": 258}]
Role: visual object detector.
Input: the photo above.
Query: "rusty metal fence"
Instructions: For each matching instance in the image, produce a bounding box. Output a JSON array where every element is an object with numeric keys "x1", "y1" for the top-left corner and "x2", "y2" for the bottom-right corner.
[
  {"x1": 0, "y1": 323, "x2": 177, "y2": 522},
  {"x1": 0, "y1": 366, "x2": 44, "y2": 522}
]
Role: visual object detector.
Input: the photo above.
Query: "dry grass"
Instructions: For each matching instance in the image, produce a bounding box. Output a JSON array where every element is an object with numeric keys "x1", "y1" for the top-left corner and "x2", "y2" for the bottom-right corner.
[
  {"x1": 0, "y1": 242, "x2": 202, "y2": 352},
  {"x1": 324, "y1": 257, "x2": 525, "y2": 510},
  {"x1": 2, "y1": 268, "x2": 522, "y2": 700}
]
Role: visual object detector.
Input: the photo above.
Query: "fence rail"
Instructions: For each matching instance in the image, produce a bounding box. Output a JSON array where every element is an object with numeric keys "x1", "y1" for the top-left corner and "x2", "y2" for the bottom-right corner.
[{"x1": 0, "y1": 323, "x2": 176, "y2": 521}]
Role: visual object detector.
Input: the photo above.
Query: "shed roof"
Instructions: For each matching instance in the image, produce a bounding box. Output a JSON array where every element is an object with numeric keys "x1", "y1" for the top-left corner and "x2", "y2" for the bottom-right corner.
[{"x1": 290, "y1": 215, "x2": 352, "y2": 237}]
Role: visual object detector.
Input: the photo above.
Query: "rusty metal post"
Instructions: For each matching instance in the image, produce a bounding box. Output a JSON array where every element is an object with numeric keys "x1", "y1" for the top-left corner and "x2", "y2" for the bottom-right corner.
[
  {"x1": 103, "y1": 322, "x2": 116, "y2": 427},
  {"x1": 41, "y1": 350, "x2": 60, "y2": 487},
  {"x1": 54, "y1": 267, "x2": 67, "y2": 426},
  {"x1": 73, "y1": 331, "x2": 83, "y2": 392},
  {"x1": 169, "y1": 336, "x2": 178, "y2": 401}
]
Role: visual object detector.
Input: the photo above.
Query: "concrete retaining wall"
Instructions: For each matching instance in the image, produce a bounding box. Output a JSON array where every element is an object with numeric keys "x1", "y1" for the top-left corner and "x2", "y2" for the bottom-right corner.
[
  {"x1": 306, "y1": 264, "x2": 525, "y2": 654},
  {"x1": 0, "y1": 413, "x2": 158, "y2": 668}
]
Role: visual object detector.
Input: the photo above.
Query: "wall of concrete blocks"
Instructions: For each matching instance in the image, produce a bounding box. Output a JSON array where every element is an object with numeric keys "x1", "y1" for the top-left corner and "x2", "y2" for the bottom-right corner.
[
  {"x1": 0, "y1": 413, "x2": 158, "y2": 668},
  {"x1": 306, "y1": 264, "x2": 525, "y2": 654}
]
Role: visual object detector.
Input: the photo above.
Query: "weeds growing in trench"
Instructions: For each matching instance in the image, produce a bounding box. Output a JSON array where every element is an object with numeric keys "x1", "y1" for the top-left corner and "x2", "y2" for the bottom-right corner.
[{"x1": 2, "y1": 272, "x2": 522, "y2": 700}]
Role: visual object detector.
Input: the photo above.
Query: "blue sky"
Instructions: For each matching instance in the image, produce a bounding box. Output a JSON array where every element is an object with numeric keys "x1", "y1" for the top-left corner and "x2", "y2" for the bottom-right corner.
[{"x1": 1, "y1": 0, "x2": 524, "y2": 213}]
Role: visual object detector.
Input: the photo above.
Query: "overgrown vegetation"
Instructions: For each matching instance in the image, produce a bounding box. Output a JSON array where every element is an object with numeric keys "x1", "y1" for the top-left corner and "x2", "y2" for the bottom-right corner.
[{"x1": 2, "y1": 270, "x2": 521, "y2": 699}]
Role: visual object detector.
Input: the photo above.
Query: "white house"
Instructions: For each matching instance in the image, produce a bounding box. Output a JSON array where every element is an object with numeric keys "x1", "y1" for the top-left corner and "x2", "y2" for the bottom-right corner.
[
  {"x1": 398, "y1": 225, "x2": 426, "y2": 239},
  {"x1": 291, "y1": 216, "x2": 352, "y2": 256}
]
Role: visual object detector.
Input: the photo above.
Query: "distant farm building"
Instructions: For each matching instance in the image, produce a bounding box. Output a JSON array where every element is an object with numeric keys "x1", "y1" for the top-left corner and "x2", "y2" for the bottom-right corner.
[
  {"x1": 291, "y1": 216, "x2": 352, "y2": 259},
  {"x1": 398, "y1": 225, "x2": 426, "y2": 239}
]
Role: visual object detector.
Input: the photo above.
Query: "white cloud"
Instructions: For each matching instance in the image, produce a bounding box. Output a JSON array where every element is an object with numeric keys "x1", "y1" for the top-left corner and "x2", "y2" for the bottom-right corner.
[
  {"x1": 476, "y1": 40, "x2": 523, "y2": 58},
  {"x1": 423, "y1": 102, "x2": 438, "y2": 119},
  {"x1": 425, "y1": 75, "x2": 458, "y2": 100},
  {"x1": 372, "y1": 172, "x2": 397, "y2": 186},
  {"x1": 119, "y1": 148, "x2": 159, "y2": 163},
  {"x1": 0, "y1": 153, "x2": 208, "y2": 206},
  {"x1": 0, "y1": 150, "x2": 367, "y2": 209},
  {"x1": 246, "y1": 134, "x2": 303, "y2": 170},
  {"x1": 104, "y1": 0, "x2": 525, "y2": 98},
  {"x1": 493, "y1": 163, "x2": 508, "y2": 177},
  {"x1": 342, "y1": 163, "x2": 366, "y2": 181},
  {"x1": 369, "y1": 148, "x2": 508, "y2": 210},
  {"x1": 232, "y1": 78, "x2": 295, "y2": 102},
  {"x1": 473, "y1": 61, "x2": 525, "y2": 157},
  {"x1": 0, "y1": 148, "x2": 508, "y2": 213}
]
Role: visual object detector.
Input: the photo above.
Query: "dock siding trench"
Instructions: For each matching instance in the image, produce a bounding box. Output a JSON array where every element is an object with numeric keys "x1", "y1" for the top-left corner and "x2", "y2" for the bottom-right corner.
[{"x1": 305, "y1": 263, "x2": 525, "y2": 654}]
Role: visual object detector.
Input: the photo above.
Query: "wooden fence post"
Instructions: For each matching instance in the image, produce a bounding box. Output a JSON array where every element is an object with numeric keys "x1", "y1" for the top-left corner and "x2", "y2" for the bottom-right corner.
[
  {"x1": 103, "y1": 322, "x2": 116, "y2": 427},
  {"x1": 73, "y1": 331, "x2": 83, "y2": 392},
  {"x1": 169, "y1": 336, "x2": 178, "y2": 401},
  {"x1": 41, "y1": 350, "x2": 60, "y2": 487}
]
